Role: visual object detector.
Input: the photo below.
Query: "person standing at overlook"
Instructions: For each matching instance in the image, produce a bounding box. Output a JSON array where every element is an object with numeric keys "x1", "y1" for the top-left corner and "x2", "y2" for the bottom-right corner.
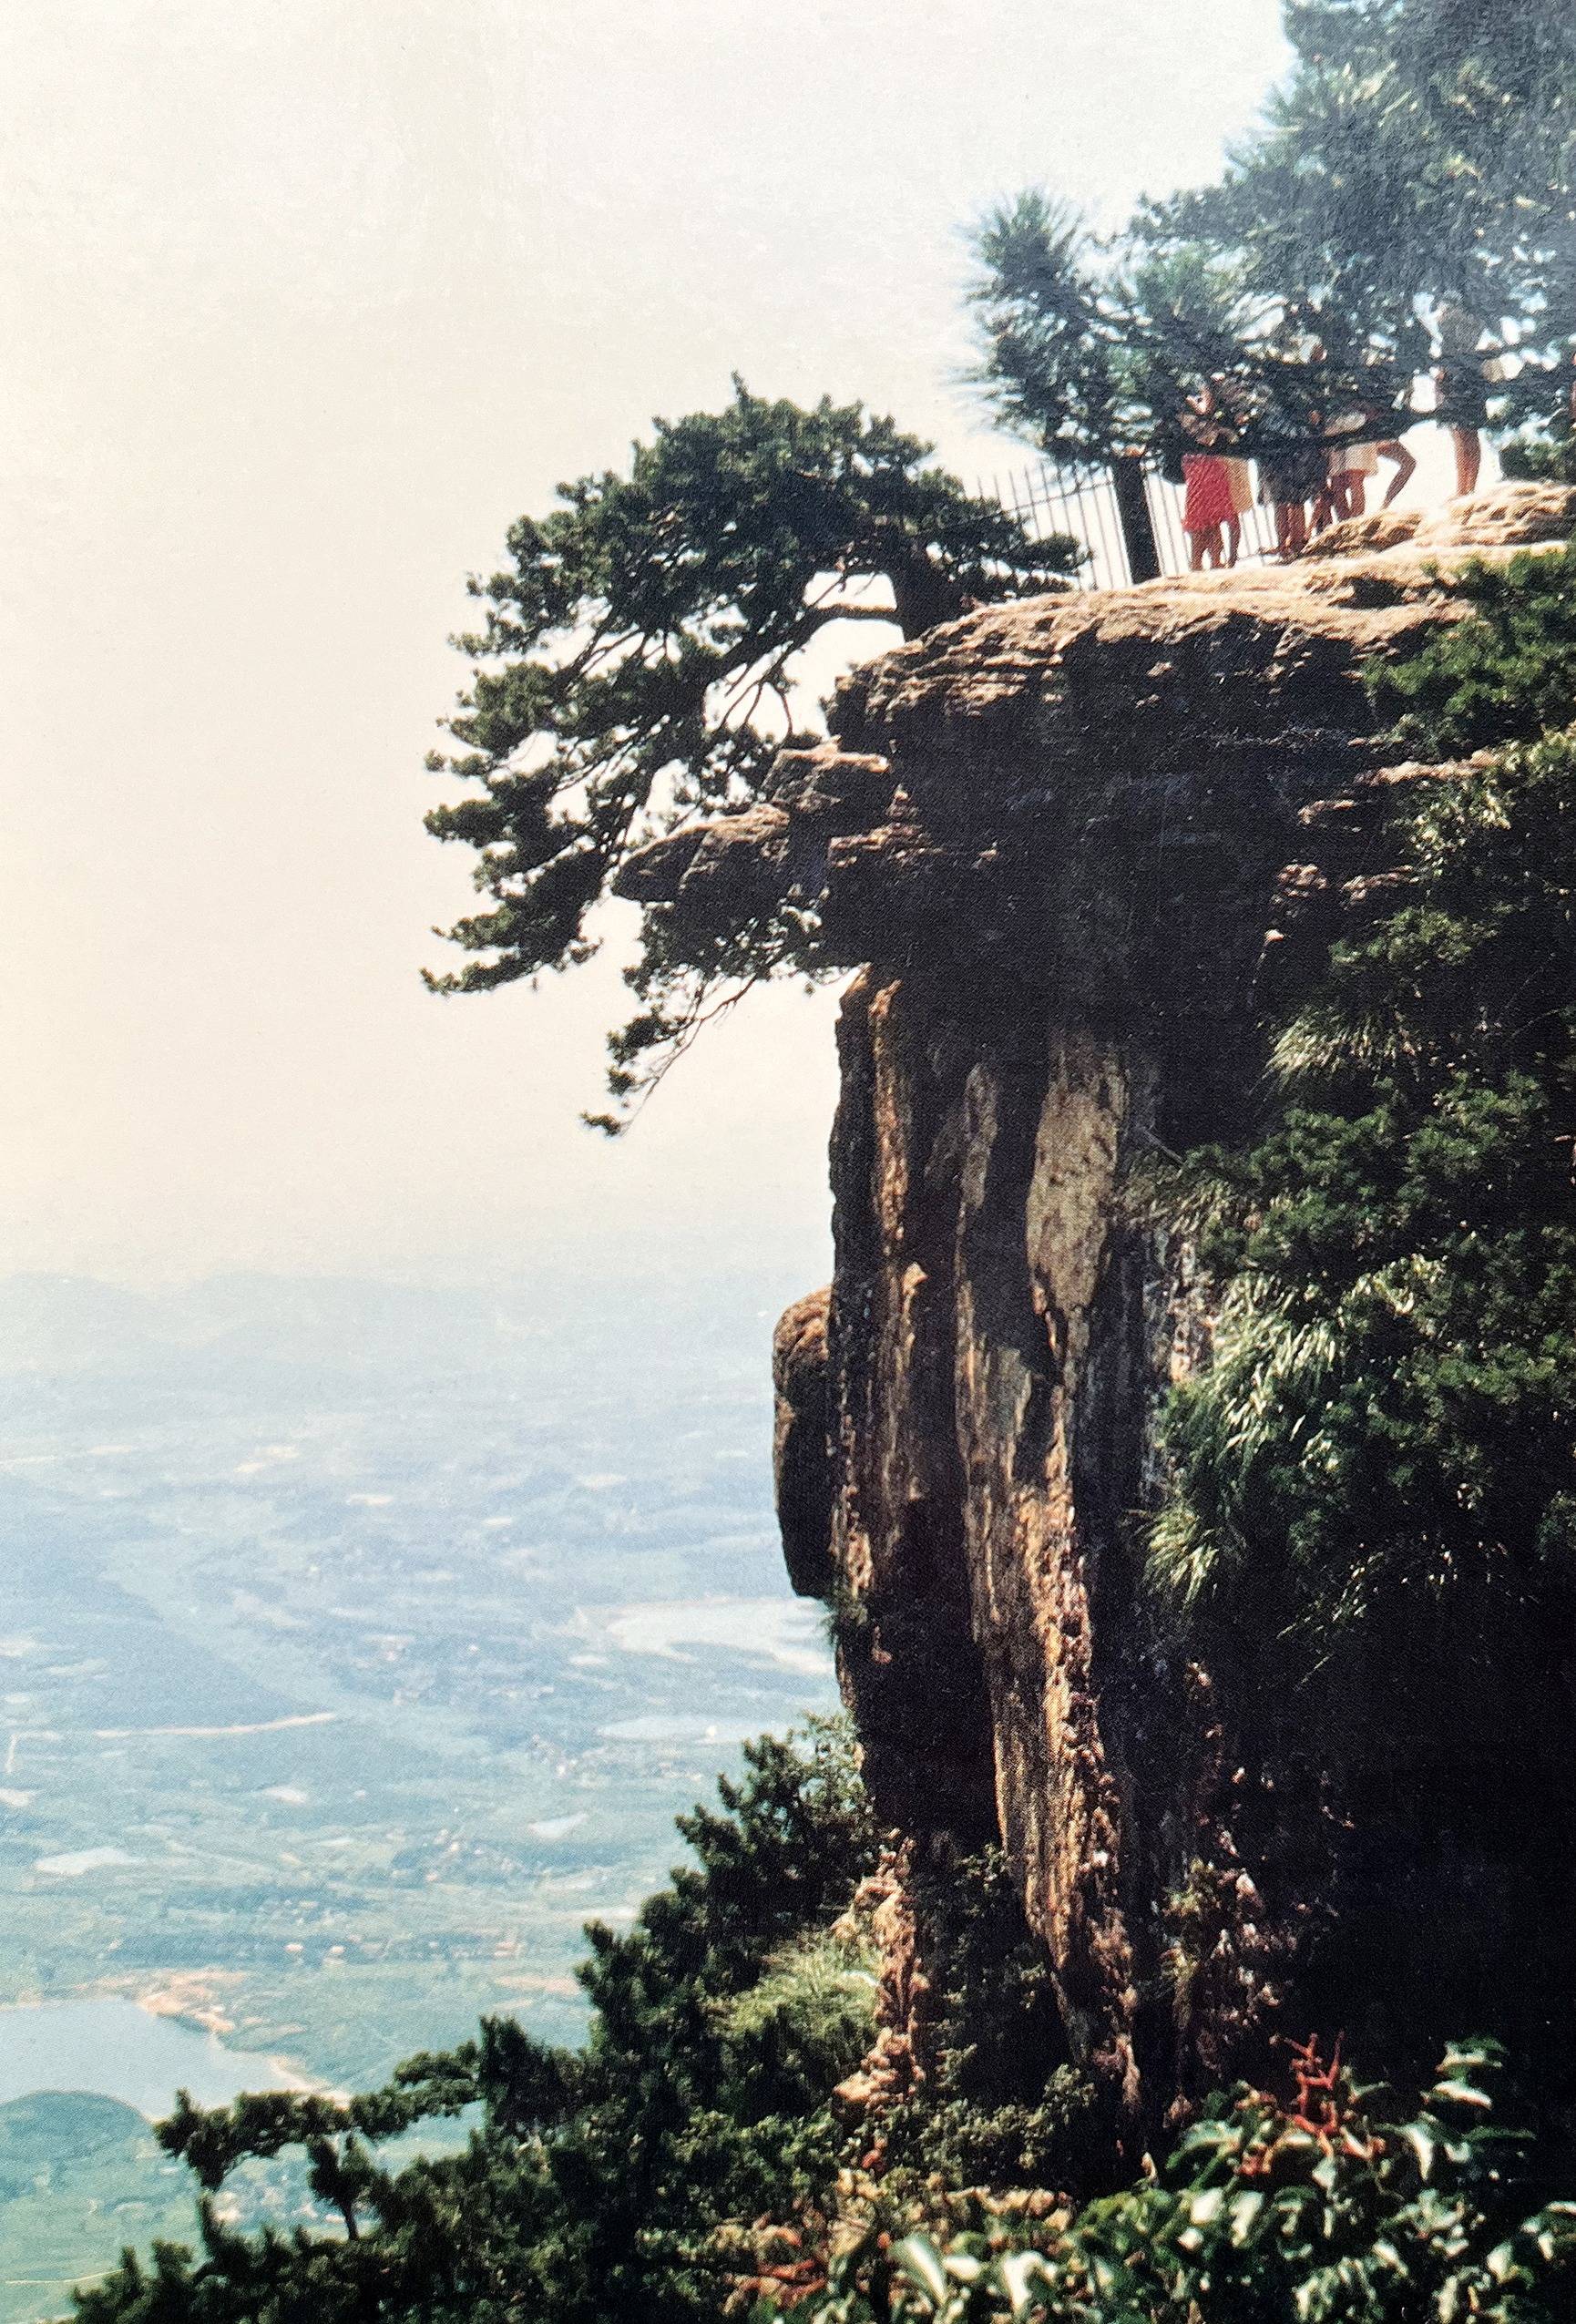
[
  {"x1": 1371, "y1": 408, "x2": 1418, "y2": 507},
  {"x1": 1434, "y1": 302, "x2": 1499, "y2": 497},
  {"x1": 1327, "y1": 379, "x2": 1416, "y2": 516},
  {"x1": 1214, "y1": 374, "x2": 1255, "y2": 566},
  {"x1": 1326, "y1": 396, "x2": 1379, "y2": 518},
  {"x1": 1180, "y1": 381, "x2": 1236, "y2": 569},
  {"x1": 1221, "y1": 447, "x2": 1254, "y2": 564},
  {"x1": 1254, "y1": 334, "x2": 1328, "y2": 560}
]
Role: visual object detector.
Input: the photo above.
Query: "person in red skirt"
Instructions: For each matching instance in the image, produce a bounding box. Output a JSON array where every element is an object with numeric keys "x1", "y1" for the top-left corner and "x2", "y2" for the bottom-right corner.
[{"x1": 1181, "y1": 384, "x2": 1236, "y2": 570}]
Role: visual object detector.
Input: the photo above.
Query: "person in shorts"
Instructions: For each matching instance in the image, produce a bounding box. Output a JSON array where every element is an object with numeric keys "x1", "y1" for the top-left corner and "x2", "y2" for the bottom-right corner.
[
  {"x1": 1434, "y1": 303, "x2": 1497, "y2": 497},
  {"x1": 1356, "y1": 353, "x2": 1418, "y2": 508},
  {"x1": 1257, "y1": 430, "x2": 1326, "y2": 559},
  {"x1": 1327, "y1": 407, "x2": 1380, "y2": 517}
]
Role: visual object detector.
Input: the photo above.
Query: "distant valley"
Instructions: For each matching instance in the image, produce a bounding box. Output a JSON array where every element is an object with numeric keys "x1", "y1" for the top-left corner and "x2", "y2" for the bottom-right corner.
[{"x1": 0, "y1": 1269, "x2": 836, "y2": 2318}]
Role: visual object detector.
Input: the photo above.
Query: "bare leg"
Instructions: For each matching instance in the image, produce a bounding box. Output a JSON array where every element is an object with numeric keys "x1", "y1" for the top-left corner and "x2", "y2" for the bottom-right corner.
[
  {"x1": 1226, "y1": 516, "x2": 1241, "y2": 568},
  {"x1": 1347, "y1": 474, "x2": 1367, "y2": 517},
  {"x1": 1451, "y1": 425, "x2": 1481, "y2": 497},
  {"x1": 1377, "y1": 441, "x2": 1416, "y2": 507}
]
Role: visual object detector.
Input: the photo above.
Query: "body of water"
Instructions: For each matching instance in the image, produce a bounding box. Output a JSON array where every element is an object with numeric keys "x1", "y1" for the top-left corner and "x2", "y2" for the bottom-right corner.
[{"x1": 0, "y1": 2000, "x2": 308, "y2": 2119}]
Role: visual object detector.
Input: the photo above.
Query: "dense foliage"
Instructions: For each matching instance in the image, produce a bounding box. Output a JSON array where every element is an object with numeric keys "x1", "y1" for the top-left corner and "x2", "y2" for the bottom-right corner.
[
  {"x1": 1377, "y1": 543, "x2": 1576, "y2": 758},
  {"x1": 803, "y1": 2041, "x2": 1576, "y2": 2323},
  {"x1": 425, "y1": 382, "x2": 1079, "y2": 1126},
  {"x1": 1146, "y1": 2, "x2": 1576, "y2": 359},
  {"x1": 967, "y1": 196, "x2": 1257, "y2": 467},
  {"x1": 1500, "y1": 429, "x2": 1576, "y2": 486},
  {"x1": 68, "y1": 1724, "x2": 877, "y2": 2323},
  {"x1": 1151, "y1": 546, "x2": 1576, "y2": 1677},
  {"x1": 881, "y1": 1848, "x2": 1094, "y2": 2196},
  {"x1": 974, "y1": 0, "x2": 1576, "y2": 469}
]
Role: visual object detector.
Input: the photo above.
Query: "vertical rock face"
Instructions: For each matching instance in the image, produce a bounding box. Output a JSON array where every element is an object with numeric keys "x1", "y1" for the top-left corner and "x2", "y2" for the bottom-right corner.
[
  {"x1": 790, "y1": 534, "x2": 1492, "y2": 2129},
  {"x1": 818, "y1": 947, "x2": 1292, "y2": 2129},
  {"x1": 773, "y1": 1288, "x2": 834, "y2": 1601},
  {"x1": 626, "y1": 486, "x2": 1576, "y2": 2139},
  {"x1": 814, "y1": 938, "x2": 1252, "y2": 2127}
]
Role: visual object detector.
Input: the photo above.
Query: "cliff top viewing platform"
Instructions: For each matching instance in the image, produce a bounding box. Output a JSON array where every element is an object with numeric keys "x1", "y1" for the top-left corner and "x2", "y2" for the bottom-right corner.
[{"x1": 617, "y1": 481, "x2": 1576, "y2": 1004}]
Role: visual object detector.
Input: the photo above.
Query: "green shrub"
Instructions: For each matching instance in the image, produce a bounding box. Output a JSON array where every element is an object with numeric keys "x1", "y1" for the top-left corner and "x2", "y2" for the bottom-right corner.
[
  {"x1": 1499, "y1": 434, "x2": 1576, "y2": 487},
  {"x1": 1153, "y1": 551, "x2": 1576, "y2": 1676},
  {"x1": 1367, "y1": 541, "x2": 1576, "y2": 760},
  {"x1": 717, "y1": 1930, "x2": 880, "y2": 2112},
  {"x1": 800, "y1": 2042, "x2": 1576, "y2": 2322}
]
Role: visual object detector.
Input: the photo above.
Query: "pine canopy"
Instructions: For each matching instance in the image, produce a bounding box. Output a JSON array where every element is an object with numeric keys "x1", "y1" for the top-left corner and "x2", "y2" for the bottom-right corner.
[{"x1": 425, "y1": 383, "x2": 1080, "y2": 1126}]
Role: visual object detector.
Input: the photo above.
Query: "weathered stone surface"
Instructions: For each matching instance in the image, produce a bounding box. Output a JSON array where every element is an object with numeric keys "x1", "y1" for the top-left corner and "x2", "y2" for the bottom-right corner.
[
  {"x1": 773, "y1": 1288, "x2": 834, "y2": 1601},
  {"x1": 768, "y1": 486, "x2": 1576, "y2": 2148},
  {"x1": 610, "y1": 824, "x2": 708, "y2": 904},
  {"x1": 614, "y1": 803, "x2": 794, "y2": 916},
  {"x1": 1304, "y1": 478, "x2": 1576, "y2": 560},
  {"x1": 765, "y1": 743, "x2": 897, "y2": 825},
  {"x1": 619, "y1": 490, "x2": 1576, "y2": 996},
  {"x1": 830, "y1": 1848, "x2": 932, "y2": 2128}
]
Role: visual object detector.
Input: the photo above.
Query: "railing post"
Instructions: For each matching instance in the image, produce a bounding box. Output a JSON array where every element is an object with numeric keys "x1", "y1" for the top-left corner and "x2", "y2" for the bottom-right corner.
[{"x1": 1109, "y1": 452, "x2": 1162, "y2": 584}]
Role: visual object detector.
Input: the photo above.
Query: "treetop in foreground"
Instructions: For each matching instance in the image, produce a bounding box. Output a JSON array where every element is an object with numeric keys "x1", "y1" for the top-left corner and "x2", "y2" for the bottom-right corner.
[{"x1": 424, "y1": 382, "x2": 1080, "y2": 1128}]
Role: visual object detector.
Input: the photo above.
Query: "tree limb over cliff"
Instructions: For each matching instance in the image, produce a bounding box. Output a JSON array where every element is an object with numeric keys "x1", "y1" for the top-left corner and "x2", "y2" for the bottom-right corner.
[{"x1": 423, "y1": 382, "x2": 1081, "y2": 1129}]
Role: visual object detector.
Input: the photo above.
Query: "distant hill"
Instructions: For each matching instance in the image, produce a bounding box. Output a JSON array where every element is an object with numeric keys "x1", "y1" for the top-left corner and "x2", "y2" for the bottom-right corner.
[
  {"x1": 0, "y1": 2090, "x2": 146, "y2": 2193},
  {"x1": 0, "y1": 2091, "x2": 197, "y2": 2324}
]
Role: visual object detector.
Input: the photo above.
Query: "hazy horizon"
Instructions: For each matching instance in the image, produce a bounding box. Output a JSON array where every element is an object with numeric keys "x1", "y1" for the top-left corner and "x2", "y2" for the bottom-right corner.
[{"x1": 2, "y1": 1, "x2": 1295, "y2": 1288}]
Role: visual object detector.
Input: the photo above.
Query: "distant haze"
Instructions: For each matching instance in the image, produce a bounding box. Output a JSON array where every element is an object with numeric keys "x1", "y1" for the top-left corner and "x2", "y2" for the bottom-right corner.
[{"x1": 1, "y1": 2, "x2": 1293, "y2": 1287}]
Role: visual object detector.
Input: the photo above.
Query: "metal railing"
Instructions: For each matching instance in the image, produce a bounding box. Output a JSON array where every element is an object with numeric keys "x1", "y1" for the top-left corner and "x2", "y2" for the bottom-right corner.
[{"x1": 977, "y1": 458, "x2": 1285, "y2": 589}]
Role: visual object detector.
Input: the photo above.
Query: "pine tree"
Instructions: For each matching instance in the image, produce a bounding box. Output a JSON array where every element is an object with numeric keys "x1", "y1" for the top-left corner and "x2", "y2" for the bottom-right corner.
[
  {"x1": 1141, "y1": 1, "x2": 1576, "y2": 394},
  {"x1": 977, "y1": 5, "x2": 1576, "y2": 477},
  {"x1": 68, "y1": 1725, "x2": 877, "y2": 2324},
  {"x1": 425, "y1": 383, "x2": 1080, "y2": 1128},
  {"x1": 967, "y1": 194, "x2": 1256, "y2": 466}
]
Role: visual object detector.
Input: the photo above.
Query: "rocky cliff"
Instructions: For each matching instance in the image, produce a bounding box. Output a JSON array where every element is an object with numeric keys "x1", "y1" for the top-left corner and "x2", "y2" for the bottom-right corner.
[{"x1": 627, "y1": 482, "x2": 1576, "y2": 2149}]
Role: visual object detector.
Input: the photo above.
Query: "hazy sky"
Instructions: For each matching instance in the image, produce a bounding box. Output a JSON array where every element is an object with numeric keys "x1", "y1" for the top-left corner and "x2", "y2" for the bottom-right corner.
[{"x1": 2, "y1": 0, "x2": 1295, "y2": 1288}]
